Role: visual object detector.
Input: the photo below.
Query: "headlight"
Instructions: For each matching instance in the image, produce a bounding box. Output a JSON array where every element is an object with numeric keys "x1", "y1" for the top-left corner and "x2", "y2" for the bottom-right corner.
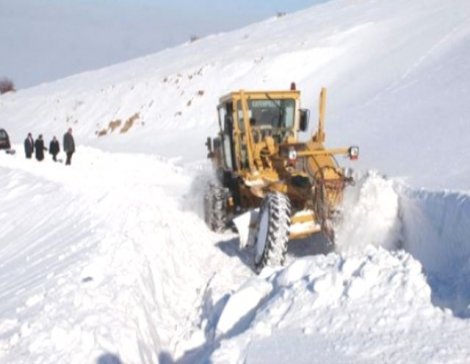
[
  {"x1": 348, "y1": 146, "x2": 359, "y2": 160},
  {"x1": 288, "y1": 147, "x2": 297, "y2": 161}
]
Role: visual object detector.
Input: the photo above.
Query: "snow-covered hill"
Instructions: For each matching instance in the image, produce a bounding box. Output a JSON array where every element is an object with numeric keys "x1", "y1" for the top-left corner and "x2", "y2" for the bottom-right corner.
[
  {"x1": 1, "y1": 0, "x2": 469, "y2": 189},
  {"x1": 1, "y1": 0, "x2": 470, "y2": 363}
]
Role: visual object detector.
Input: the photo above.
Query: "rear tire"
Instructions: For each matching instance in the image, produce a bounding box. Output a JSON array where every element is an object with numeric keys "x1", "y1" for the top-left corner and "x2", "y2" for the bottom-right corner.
[
  {"x1": 204, "y1": 183, "x2": 228, "y2": 232},
  {"x1": 254, "y1": 192, "x2": 291, "y2": 272}
]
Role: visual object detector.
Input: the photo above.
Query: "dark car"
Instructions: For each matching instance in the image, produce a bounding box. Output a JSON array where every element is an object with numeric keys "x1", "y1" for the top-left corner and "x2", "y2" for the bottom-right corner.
[{"x1": 0, "y1": 129, "x2": 11, "y2": 150}]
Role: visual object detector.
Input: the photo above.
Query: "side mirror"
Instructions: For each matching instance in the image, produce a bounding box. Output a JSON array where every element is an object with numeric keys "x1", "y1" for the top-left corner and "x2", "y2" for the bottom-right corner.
[{"x1": 299, "y1": 109, "x2": 310, "y2": 132}]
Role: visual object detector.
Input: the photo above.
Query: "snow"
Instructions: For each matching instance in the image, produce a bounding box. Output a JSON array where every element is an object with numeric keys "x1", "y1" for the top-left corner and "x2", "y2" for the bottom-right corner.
[
  {"x1": 1, "y1": 0, "x2": 470, "y2": 363},
  {"x1": 335, "y1": 172, "x2": 402, "y2": 253},
  {"x1": 210, "y1": 247, "x2": 470, "y2": 364},
  {"x1": 206, "y1": 175, "x2": 470, "y2": 363}
]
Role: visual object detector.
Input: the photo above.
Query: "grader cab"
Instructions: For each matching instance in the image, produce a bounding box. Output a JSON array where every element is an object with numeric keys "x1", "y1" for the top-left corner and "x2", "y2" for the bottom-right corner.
[{"x1": 204, "y1": 84, "x2": 359, "y2": 272}]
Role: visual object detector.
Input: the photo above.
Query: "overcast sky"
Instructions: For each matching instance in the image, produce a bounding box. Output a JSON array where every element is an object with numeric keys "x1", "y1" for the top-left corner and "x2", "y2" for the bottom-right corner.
[{"x1": 0, "y1": 0, "x2": 323, "y2": 89}]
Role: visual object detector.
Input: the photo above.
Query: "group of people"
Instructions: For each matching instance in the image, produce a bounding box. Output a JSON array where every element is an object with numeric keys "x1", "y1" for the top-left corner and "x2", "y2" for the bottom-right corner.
[{"x1": 24, "y1": 128, "x2": 75, "y2": 165}]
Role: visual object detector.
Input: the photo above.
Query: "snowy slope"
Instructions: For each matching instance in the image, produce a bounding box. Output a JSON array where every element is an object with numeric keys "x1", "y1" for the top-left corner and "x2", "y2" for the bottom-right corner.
[
  {"x1": 1, "y1": 0, "x2": 469, "y2": 189},
  {"x1": 1, "y1": 0, "x2": 470, "y2": 363}
]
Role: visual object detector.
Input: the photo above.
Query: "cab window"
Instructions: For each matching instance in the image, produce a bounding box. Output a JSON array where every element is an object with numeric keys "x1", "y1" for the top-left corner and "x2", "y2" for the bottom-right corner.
[{"x1": 237, "y1": 98, "x2": 295, "y2": 130}]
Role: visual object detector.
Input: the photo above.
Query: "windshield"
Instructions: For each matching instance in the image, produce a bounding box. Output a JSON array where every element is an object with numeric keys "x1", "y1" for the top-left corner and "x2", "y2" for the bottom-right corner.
[{"x1": 237, "y1": 98, "x2": 295, "y2": 130}]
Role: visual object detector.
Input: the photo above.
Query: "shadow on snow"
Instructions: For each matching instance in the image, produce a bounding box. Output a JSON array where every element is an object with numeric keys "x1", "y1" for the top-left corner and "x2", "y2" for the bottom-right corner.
[{"x1": 399, "y1": 188, "x2": 470, "y2": 318}]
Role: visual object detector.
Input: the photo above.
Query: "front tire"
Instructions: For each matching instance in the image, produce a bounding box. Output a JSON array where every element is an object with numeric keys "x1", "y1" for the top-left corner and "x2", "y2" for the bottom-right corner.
[{"x1": 254, "y1": 192, "x2": 291, "y2": 272}]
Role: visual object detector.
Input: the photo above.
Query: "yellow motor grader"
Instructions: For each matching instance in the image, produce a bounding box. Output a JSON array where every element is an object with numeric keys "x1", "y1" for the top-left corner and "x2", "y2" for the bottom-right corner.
[{"x1": 204, "y1": 84, "x2": 359, "y2": 271}]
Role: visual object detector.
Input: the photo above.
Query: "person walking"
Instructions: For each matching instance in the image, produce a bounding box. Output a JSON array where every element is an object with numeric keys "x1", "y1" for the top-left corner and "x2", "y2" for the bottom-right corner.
[
  {"x1": 34, "y1": 135, "x2": 47, "y2": 161},
  {"x1": 49, "y1": 136, "x2": 60, "y2": 162},
  {"x1": 24, "y1": 133, "x2": 34, "y2": 159},
  {"x1": 63, "y1": 128, "x2": 75, "y2": 166}
]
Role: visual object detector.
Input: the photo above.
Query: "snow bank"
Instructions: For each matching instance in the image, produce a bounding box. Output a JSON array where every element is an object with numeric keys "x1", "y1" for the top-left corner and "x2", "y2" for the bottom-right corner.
[
  {"x1": 210, "y1": 247, "x2": 470, "y2": 364},
  {"x1": 399, "y1": 187, "x2": 470, "y2": 317},
  {"x1": 202, "y1": 174, "x2": 470, "y2": 363},
  {"x1": 0, "y1": 149, "x2": 252, "y2": 363},
  {"x1": 335, "y1": 172, "x2": 470, "y2": 317}
]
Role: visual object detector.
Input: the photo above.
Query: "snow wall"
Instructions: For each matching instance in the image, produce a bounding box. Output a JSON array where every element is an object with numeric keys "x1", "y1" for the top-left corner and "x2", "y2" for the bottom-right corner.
[
  {"x1": 400, "y1": 186, "x2": 470, "y2": 317},
  {"x1": 338, "y1": 173, "x2": 470, "y2": 317}
]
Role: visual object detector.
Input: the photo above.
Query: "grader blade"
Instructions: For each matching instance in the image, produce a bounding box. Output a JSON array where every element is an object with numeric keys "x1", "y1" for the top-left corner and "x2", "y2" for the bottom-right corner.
[{"x1": 233, "y1": 209, "x2": 259, "y2": 248}]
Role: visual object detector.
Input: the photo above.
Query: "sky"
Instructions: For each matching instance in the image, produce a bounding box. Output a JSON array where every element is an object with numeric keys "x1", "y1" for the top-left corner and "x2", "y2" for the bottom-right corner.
[{"x1": 0, "y1": 0, "x2": 324, "y2": 89}]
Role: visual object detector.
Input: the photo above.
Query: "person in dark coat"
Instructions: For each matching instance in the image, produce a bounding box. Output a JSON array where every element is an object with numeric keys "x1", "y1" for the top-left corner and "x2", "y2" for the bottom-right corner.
[
  {"x1": 49, "y1": 136, "x2": 60, "y2": 162},
  {"x1": 34, "y1": 134, "x2": 47, "y2": 161},
  {"x1": 24, "y1": 133, "x2": 34, "y2": 159},
  {"x1": 63, "y1": 128, "x2": 75, "y2": 166}
]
